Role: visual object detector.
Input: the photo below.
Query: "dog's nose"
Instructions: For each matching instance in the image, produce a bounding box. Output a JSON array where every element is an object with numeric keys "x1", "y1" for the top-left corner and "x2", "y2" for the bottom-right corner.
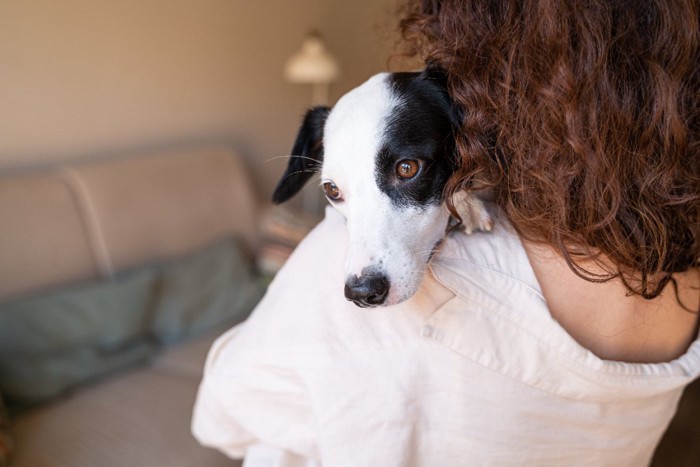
[{"x1": 344, "y1": 273, "x2": 390, "y2": 307}]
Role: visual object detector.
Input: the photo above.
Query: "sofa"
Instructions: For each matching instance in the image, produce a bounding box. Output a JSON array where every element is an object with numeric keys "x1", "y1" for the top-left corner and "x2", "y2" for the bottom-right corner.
[{"x1": 0, "y1": 146, "x2": 265, "y2": 466}]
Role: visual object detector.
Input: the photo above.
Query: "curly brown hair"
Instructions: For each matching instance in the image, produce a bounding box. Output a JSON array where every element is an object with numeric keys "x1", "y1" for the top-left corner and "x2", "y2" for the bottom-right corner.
[{"x1": 398, "y1": 0, "x2": 700, "y2": 300}]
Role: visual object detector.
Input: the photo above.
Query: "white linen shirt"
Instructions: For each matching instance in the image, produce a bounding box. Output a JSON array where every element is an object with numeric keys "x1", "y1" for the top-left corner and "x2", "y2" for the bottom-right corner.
[{"x1": 192, "y1": 207, "x2": 700, "y2": 467}]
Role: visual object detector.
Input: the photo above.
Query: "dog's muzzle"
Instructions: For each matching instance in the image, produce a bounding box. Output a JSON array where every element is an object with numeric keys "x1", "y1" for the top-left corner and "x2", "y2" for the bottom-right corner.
[{"x1": 344, "y1": 272, "x2": 390, "y2": 308}]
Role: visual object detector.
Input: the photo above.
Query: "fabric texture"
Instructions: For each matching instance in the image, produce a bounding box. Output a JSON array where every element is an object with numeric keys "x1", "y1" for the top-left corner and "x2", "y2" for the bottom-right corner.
[
  {"x1": 0, "y1": 237, "x2": 264, "y2": 412},
  {"x1": 192, "y1": 206, "x2": 700, "y2": 467}
]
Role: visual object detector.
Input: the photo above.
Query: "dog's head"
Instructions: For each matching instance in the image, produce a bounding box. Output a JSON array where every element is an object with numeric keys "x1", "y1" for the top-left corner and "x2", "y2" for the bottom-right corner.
[{"x1": 273, "y1": 70, "x2": 461, "y2": 307}]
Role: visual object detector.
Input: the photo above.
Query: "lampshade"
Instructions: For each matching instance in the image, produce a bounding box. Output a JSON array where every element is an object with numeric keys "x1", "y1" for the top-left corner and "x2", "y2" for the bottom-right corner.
[{"x1": 284, "y1": 32, "x2": 340, "y2": 85}]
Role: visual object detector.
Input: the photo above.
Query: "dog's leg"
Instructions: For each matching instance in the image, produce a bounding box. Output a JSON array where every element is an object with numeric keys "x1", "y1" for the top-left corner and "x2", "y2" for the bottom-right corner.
[{"x1": 449, "y1": 191, "x2": 493, "y2": 234}]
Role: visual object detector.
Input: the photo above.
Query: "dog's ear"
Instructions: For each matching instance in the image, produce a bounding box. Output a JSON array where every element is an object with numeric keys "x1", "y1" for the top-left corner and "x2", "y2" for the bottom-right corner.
[
  {"x1": 272, "y1": 106, "x2": 331, "y2": 204},
  {"x1": 422, "y1": 62, "x2": 448, "y2": 87},
  {"x1": 421, "y1": 63, "x2": 463, "y2": 131}
]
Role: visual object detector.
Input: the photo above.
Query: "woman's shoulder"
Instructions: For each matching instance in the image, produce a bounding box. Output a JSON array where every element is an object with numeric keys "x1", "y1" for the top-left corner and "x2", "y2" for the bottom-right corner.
[
  {"x1": 432, "y1": 206, "x2": 700, "y2": 371},
  {"x1": 524, "y1": 240, "x2": 700, "y2": 364}
]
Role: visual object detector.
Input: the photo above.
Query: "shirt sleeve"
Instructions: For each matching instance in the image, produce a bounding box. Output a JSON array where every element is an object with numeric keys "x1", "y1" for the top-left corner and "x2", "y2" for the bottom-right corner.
[
  {"x1": 191, "y1": 207, "x2": 348, "y2": 462},
  {"x1": 191, "y1": 324, "x2": 318, "y2": 461}
]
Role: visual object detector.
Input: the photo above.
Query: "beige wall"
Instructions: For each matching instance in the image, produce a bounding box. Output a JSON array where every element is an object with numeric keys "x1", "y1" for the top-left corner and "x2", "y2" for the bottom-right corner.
[{"x1": 0, "y1": 0, "x2": 401, "y2": 199}]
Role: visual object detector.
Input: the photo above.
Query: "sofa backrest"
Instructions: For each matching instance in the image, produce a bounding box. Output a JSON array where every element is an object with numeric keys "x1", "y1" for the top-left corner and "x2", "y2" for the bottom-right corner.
[{"x1": 0, "y1": 146, "x2": 259, "y2": 302}]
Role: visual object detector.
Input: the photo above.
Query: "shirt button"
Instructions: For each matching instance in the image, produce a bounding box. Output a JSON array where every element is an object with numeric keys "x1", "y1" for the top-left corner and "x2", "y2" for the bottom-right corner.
[{"x1": 421, "y1": 325, "x2": 434, "y2": 338}]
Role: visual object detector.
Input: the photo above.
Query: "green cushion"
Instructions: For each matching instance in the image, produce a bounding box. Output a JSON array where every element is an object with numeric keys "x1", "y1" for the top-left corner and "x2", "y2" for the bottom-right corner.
[
  {"x1": 151, "y1": 237, "x2": 265, "y2": 344},
  {"x1": 0, "y1": 267, "x2": 156, "y2": 411},
  {"x1": 0, "y1": 237, "x2": 264, "y2": 412}
]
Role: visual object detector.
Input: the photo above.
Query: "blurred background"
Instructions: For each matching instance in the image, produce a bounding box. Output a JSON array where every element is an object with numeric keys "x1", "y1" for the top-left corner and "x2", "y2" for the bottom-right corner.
[
  {"x1": 0, "y1": 0, "x2": 403, "y2": 199},
  {"x1": 0, "y1": 2, "x2": 409, "y2": 466}
]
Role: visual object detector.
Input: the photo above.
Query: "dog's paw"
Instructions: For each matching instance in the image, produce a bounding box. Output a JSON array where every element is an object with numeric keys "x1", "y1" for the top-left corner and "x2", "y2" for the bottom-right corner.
[{"x1": 450, "y1": 191, "x2": 493, "y2": 235}]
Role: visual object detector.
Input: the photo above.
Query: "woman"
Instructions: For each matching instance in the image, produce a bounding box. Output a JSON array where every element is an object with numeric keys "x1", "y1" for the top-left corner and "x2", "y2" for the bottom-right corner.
[
  {"x1": 193, "y1": 1, "x2": 699, "y2": 465},
  {"x1": 399, "y1": 0, "x2": 700, "y2": 364}
]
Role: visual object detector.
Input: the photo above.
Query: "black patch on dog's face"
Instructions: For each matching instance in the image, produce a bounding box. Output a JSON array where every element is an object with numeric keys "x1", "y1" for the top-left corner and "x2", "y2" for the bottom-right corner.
[{"x1": 375, "y1": 70, "x2": 459, "y2": 209}]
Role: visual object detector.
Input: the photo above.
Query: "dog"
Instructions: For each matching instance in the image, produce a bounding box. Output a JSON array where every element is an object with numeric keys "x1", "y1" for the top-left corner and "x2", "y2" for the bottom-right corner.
[{"x1": 272, "y1": 69, "x2": 491, "y2": 308}]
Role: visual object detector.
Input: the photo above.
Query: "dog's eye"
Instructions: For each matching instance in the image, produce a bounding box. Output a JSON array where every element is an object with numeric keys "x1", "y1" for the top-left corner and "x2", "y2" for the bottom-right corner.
[
  {"x1": 322, "y1": 181, "x2": 343, "y2": 201},
  {"x1": 396, "y1": 159, "x2": 420, "y2": 180}
]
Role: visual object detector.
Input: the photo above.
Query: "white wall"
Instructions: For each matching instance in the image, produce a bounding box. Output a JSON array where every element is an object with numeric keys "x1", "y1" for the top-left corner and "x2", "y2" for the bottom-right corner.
[{"x1": 0, "y1": 0, "x2": 401, "y2": 199}]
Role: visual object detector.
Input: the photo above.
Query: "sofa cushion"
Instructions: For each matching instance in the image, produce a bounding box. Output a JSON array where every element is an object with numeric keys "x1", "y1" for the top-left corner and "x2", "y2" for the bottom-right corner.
[
  {"x1": 150, "y1": 237, "x2": 264, "y2": 345},
  {"x1": 0, "y1": 146, "x2": 259, "y2": 304},
  {"x1": 69, "y1": 147, "x2": 260, "y2": 275},
  {"x1": 0, "y1": 265, "x2": 157, "y2": 412},
  {"x1": 0, "y1": 173, "x2": 99, "y2": 301},
  {"x1": 0, "y1": 237, "x2": 264, "y2": 412}
]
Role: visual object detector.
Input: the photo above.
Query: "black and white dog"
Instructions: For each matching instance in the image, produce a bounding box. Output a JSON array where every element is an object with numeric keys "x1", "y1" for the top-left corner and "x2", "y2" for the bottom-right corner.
[{"x1": 273, "y1": 69, "x2": 491, "y2": 308}]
